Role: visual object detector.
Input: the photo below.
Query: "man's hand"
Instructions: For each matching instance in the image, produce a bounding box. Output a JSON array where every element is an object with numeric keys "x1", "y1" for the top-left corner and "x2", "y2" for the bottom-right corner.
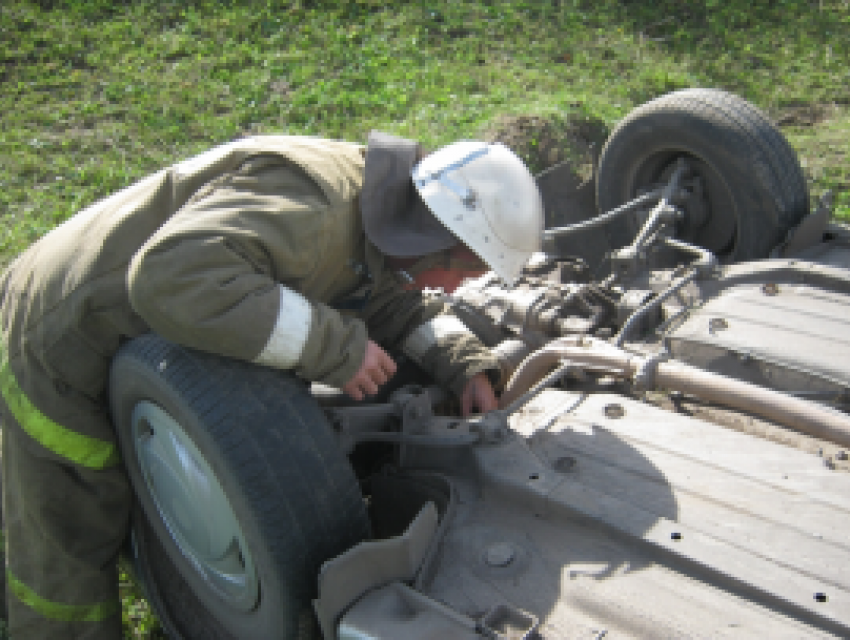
[
  {"x1": 343, "y1": 340, "x2": 397, "y2": 401},
  {"x1": 460, "y1": 372, "x2": 498, "y2": 416}
]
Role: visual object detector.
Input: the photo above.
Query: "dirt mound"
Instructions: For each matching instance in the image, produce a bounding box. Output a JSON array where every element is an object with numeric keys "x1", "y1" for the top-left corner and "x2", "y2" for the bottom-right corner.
[
  {"x1": 482, "y1": 113, "x2": 609, "y2": 179},
  {"x1": 774, "y1": 103, "x2": 831, "y2": 127}
]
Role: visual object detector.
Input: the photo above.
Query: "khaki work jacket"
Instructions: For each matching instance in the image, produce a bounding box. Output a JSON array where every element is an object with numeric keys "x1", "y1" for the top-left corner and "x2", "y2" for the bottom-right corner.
[{"x1": 0, "y1": 136, "x2": 496, "y2": 447}]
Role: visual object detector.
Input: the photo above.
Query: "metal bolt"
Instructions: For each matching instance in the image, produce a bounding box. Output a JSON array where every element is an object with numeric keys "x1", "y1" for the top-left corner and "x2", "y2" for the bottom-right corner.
[
  {"x1": 762, "y1": 283, "x2": 780, "y2": 296},
  {"x1": 553, "y1": 456, "x2": 577, "y2": 473},
  {"x1": 604, "y1": 403, "x2": 625, "y2": 419},
  {"x1": 485, "y1": 542, "x2": 515, "y2": 567},
  {"x1": 708, "y1": 317, "x2": 728, "y2": 333}
]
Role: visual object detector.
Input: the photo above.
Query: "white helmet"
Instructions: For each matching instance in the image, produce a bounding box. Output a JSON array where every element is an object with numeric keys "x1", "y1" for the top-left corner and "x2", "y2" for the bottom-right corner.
[{"x1": 412, "y1": 141, "x2": 544, "y2": 284}]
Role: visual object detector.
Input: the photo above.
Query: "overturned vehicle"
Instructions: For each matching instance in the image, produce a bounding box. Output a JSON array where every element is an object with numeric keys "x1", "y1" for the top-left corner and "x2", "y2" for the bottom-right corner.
[{"x1": 112, "y1": 89, "x2": 850, "y2": 639}]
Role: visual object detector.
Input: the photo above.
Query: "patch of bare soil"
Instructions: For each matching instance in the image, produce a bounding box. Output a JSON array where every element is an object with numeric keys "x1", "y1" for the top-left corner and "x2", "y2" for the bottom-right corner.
[
  {"x1": 777, "y1": 103, "x2": 850, "y2": 204},
  {"x1": 482, "y1": 113, "x2": 609, "y2": 179},
  {"x1": 774, "y1": 103, "x2": 833, "y2": 127}
]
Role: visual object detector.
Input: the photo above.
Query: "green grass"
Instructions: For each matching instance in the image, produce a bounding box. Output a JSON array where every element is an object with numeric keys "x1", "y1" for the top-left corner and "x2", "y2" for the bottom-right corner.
[
  {"x1": 1, "y1": 0, "x2": 849, "y2": 636},
  {"x1": 2, "y1": 0, "x2": 849, "y2": 273},
  {"x1": 119, "y1": 564, "x2": 165, "y2": 639}
]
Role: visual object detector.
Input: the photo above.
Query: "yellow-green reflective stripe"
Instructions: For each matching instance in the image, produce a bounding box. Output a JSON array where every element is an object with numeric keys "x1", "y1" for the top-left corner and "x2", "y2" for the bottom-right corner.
[
  {"x1": 0, "y1": 340, "x2": 118, "y2": 469},
  {"x1": 7, "y1": 570, "x2": 120, "y2": 623}
]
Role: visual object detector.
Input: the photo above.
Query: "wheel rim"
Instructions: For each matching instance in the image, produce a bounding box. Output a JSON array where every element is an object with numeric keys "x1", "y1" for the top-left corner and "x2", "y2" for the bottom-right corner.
[
  {"x1": 626, "y1": 150, "x2": 739, "y2": 259},
  {"x1": 130, "y1": 401, "x2": 259, "y2": 612}
]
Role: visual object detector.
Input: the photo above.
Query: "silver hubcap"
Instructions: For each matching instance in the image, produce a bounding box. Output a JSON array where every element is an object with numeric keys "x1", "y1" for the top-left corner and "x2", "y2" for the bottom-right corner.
[{"x1": 131, "y1": 401, "x2": 259, "y2": 611}]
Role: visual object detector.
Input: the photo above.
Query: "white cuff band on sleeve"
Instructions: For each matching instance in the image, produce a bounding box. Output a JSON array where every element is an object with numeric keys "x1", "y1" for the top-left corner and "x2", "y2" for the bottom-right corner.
[
  {"x1": 253, "y1": 285, "x2": 313, "y2": 369},
  {"x1": 402, "y1": 315, "x2": 471, "y2": 366}
]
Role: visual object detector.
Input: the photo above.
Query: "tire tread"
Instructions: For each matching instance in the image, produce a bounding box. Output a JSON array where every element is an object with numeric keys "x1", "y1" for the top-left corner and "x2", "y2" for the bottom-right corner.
[
  {"x1": 596, "y1": 88, "x2": 809, "y2": 261},
  {"x1": 111, "y1": 335, "x2": 370, "y2": 640}
]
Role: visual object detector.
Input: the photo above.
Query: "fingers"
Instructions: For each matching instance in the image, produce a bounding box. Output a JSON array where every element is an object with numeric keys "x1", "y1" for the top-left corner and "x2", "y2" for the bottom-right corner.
[
  {"x1": 342, "y1": 379, "x2": 365, "y2": 402},
  {"x1": 372, "y1": 343, "x2": 397, "y2": 379},
  {"x1": 461, "y1": 391, "x2": 473, "y2": 417},
  {"x1": 343, "y1": 340, "x2": 397, "y2": 401},
  {"x1": 343, "y1": 371, "x2": 379, "y2": 401},
  {"x1": 477, "y1": 385, "x2": 498, "y2": 413},
  {"x1": 343, "y1": 373, "x2": 378, "y2": 401},
  {"x1": 359, "y1": 371, "x2": 381, "y2": 397},
  {"x1": 367, "y1": 359, "x2": 389, "y2": 388},
  {"x1": 364, "y1": 341, "x2": 395, "y2": 388},
  {"x1": 460, "y1": 373, "x2": 499, "y2": 417}
]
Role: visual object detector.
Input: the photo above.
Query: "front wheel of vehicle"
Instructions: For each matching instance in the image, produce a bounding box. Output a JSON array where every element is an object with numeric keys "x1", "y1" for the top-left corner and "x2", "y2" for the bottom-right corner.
[
  {"x1": 110, "y1": 334, "x2": 370, "y2": 639},
  {"x1": 596, "y1": 88, "x2": 810, "y2": 262}
]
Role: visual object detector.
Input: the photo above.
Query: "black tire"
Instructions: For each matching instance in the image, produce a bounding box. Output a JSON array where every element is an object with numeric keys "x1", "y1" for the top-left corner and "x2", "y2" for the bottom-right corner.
[
  {"x1": 596, "y1": 88, "x2": 809, "y2": 262},
  {"x1": 0, "y1": 470, "x2": 5, "y2": 625},
  {"x1": 109, "y1": 334, "x2": 371, "y2": 639}
]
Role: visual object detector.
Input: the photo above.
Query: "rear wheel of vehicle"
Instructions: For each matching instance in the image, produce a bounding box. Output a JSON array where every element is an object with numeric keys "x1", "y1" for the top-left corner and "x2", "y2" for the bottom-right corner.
[
  {"x1": 596, "y1": 88, "x2": 809, "y2": 262},
  {"x1": 110, "y1": 334, "x2": 371, "y2": 639}
]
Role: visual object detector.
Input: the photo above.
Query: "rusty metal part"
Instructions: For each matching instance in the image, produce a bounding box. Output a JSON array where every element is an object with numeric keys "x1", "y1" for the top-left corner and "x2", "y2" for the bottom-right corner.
[
  {"x1": 328, "y1": 387, "x2": 479, "y2": 454},
  {"x1": 500, "y1": 337, "x2": 850, "y2": 448},
  {"x1": 614, "y1": 234, "x2": 717, "y2": 346},
  {"x1": 452, "y1": 273, "x2": 620, "y2": 342},
  {"x1": 630, "y1": 159, "x2": 687, "y2": 251},
  {"x1": 614, "y1": 270, "x2": 698, "y2": 346},
  {"x1": 490, "y1": 338, "x2": 533, "y2": 389},
  {"x1": 500, "y1": 362, "x2": 573, "y2": 416},
  {"x1": 608, "y1": 159, "x2": 688, "y2": 278}
]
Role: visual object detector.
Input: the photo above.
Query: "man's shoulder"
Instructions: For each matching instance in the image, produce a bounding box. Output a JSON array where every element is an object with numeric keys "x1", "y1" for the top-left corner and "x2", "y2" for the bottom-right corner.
[
  {"x1": 243, "y1": 136, "x2": 366, "y2": 202},
  {"x1": 245, "y1": 135, "x2": 364, "y2": 157},
  {"x1": 172, "y1": 136, "x2": 363, "y2": 180}
]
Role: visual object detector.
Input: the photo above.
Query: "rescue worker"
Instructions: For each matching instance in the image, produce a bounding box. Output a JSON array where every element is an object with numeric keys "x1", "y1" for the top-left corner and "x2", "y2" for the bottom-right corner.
[{"x1": 0, "y1": 130, "x2": 543, "y2": 639}]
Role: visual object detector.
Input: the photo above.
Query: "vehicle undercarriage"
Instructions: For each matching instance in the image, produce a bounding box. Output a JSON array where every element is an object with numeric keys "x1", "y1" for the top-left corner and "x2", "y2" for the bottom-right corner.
[{"x1": 111, "y1": 89, "x2": 850, "y2": 639}]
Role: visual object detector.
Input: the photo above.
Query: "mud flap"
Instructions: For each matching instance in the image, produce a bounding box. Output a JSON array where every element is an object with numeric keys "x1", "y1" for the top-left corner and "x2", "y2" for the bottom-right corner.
[
  {"x1": 313, "y1": 502, "x2": 439, "y2": 639},
  {"x1": 336, "y1": 581, "x2": 481, "y2": 640},
  {"x1": 772, "y1": 191, "x2": 833, "y2": 258}
]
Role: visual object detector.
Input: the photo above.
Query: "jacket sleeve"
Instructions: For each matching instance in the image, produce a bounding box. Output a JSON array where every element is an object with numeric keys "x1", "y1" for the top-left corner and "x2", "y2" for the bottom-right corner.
[
  {"x1": 359, "y1": 265, "x2": 501, "y2": 397},
  {"x1": 127, "y1": 161, "x2": 367, "y2": 388}
]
